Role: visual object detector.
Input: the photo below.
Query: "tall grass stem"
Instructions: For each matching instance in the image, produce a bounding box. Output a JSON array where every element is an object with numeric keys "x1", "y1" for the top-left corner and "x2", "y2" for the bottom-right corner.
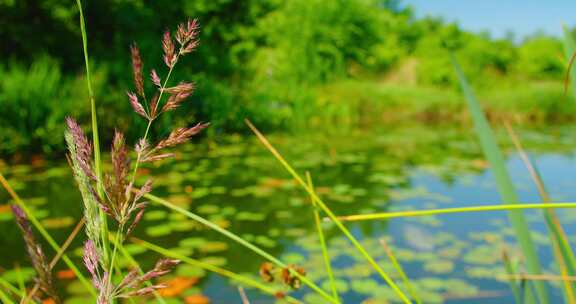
[
  {"x1": 0, "y1": 172, "x2": 96, "y2": 297},
  {"x1": 245, "y1": 119, "x2": 412, "y2": 304},
  {"x1": 141, "y1": 192, "x2": 337, "y2": 303},
  {"x1": 305, "y1": 172, "x2": 339, "y2": 302},
  {"x1": 452, "y1": 54, "x2": 548, "y2": 304}
]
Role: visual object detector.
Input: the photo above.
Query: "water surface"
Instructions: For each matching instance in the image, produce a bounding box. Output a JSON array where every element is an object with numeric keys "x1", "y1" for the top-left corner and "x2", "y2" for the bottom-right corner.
[{"x1": 1, "y1": 124, "x2": 576, "y2": 303}]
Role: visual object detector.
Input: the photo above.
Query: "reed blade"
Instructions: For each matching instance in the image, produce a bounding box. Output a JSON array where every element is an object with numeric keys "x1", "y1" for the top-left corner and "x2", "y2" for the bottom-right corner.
[
  {"x1": 335, "y1": 202, "x2": 576, "y2": 222},
  {"x1": 0, "y1": 173, "x2": 96, "y2": 297},
  {"x1": 0, "y1": 287, "x2": 14, "y2": 304},
  {"x1": 379, "y1": 239, "x2": 421, "y2": 304},
  {"x1": 142, "y1": 192, "x2": 337, "y2": 304},
  {"x1": 451, "y1": 54, "x2": 548, "y2": 304},
  {"x1": 305, "y1": 172, "x2": 339, "y2": 302},
  {"x1": 74, "y1": 0, "x2": 111, "y2": 268},
  {"x1": 502, "y1": 248, "x2": 530, "y2": 304},
  {"x1": 245, "y1": 119, "x2": 412, "y2": 304},
  {"x1": 505, "y1": 122, "x2": 576, "y2": 303},
  {"x1": 131, "y1": 237, "x2": 303, "y2": 304},
  {"x1": 563, "y1": 25, "x2": 576, "y2": 96}
]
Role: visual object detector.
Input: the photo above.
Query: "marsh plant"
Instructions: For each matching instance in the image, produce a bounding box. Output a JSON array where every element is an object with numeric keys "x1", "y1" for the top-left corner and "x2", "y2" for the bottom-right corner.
[{"x1": 64, "y1": 18, "x2": 208, "y2": 303}]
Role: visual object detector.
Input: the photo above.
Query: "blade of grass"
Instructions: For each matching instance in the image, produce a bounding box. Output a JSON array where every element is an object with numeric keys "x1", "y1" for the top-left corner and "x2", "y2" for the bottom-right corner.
[
  {"x1": 131, "y1": 237, "x2": 303, "y2": 304},
  {"x1": 0, "y1": 277, "x2": 23, "y2": 299},
  {"x1": 451, "y1": 54, "x2": 548, "y2": 304},
  {"x1": 500, "y1": 274, "x2": 576, "y2": 282},
  {"x1": 0, "y1": 172, "x2": 97, "y2": 297},
  {"x1": 502, "y1": 248, "x2": 524, "y2": 304},
  {"x1": 505, "y1": 122, "x2": 576, "y2": 304},
  {"x1": 22, "y1": 219, "x2": 85, "y2": 304},
  {"x1": 74, "y1": 0, "x2": 110, "y2": 267},
  {"x1": 13, "y1": 264, "x2": 25, "y2": 301},
  {"x1": 0, "y1": 287, "x2": 14, "y2": 304},
  {"x1": 563, "y1": 25, "x2": 576, "y2": 96},
  {"x1": 334, "y1": 202, "x2": 576, "y2": 222},
  {"x1": 379, "y1": 239, "x2": 421, "y2": 304},
  {"x1": 141, "y1": 192, "x2": 337, "y2": 304},
  {"x1": 305, "y1": 172, "x2": 339, "y2": 303},
  {"x1": 245, "y1": 119, "x2": 412, "y2": 304},
  {"x1": 238, "y1": 287, "x2": 250, "y2": 304}
]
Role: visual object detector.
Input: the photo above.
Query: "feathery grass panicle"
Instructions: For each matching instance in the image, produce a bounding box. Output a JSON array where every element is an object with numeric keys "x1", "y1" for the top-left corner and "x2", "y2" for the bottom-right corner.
[
  {"x1": 127, "y1": 92, "x2": 148, "y2": 119},
  {"x1": 84, "y1": 240, "x2": 177, "y2": 302},
  {"x1": 11, "y1": 205, "x2": 60, "y2": 303},
  {"x1": 130, "y1": 44, "x2": 145, "y2": 97},
  {"x1": 68, "y1": 18, "x2": 208, "y2": 304},
  {"x1": 65, "y1": 117, "x2": 103, "y2": 259}
]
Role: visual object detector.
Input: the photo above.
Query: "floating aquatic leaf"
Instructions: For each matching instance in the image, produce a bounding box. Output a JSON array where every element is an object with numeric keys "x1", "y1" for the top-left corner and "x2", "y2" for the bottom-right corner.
[
  {"x1": 176, "y1": 264, "x2": 206, "y2": 278},
  {"x1": 179, "y1": 237, "x2": 207, "y2": 249},
  {"x1": 424, "y1": 259, "x2": 454, "y2": 274},
  {"x1": 144, "y1": 210, "x2": 168, "y2": 221},
  {"x1": 199, "y1": 241, "x2": 229, "y2": 253},
  {"x1": 199, "y1": 256, "x2": 227, "y2": 267},
  {"x1": 235, "y1": 211, "x2": 266, "y2": 221},
  {"x1": 146, "y1": 224, "x2": 173, "y2": 237}
]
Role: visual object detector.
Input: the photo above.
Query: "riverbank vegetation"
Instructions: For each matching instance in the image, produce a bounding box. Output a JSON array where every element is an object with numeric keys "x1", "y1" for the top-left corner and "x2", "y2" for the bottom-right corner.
[{"x1": 1, "y1": 0, "x2": 575, "y2": 155}]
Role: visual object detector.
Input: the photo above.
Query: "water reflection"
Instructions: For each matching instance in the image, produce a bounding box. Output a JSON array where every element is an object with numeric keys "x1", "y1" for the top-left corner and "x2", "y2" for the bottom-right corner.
[{"x1": 1, "y1": 125, "x2": 576, "y2": 303}]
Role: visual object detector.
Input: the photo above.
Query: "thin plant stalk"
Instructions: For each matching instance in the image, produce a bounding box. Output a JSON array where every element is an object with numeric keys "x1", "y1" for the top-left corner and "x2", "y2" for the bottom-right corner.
[
  {"x1": 13, "y1": 264, "x2": 25, "y2": 301},
  {"x1": 563, "y1": 25, "x2": 576, "y2": 95},
  {"x1": 505, "y1": 122, "x2": 576, "y2": 303},
  {"x1": 245, "y1": 119, "x2": 412, "y2": 304},
  {"x1": 379, "y1": 239, "x2": 421, "y2": 304},
  {"x1": 141, "y1": 192, "x2": 337, "y2": 303},
  {"x1": 131, "y1": 237, "x2": 303, "y2": 304},
  {"x1": 22, "y1": 219, "x2": 85, "y2": 304},
  {"x1": 74, "y1": 0, "x2": 111, "y2": 267},
  {"x1": 305, "y1": 172, "x2": 339, "y2": 302},
  {"x1": 0, "y1": 172, "x2": 96, "y2": 296},
  {"x1": 334, "y1": 202, "x2": 576, "y2": 222},
  {"x1": 0, "y1": 287, "x2": 14, "y2": 304},
  {"x1": 0, "y1": 277, "x2": 22, "y2": 299},
  {"x1": 238, "y1": 287, "x2": 250, "y2": 304},
  {"x1": 452, "y1": 54, "x2": 548, "y2": 304},
  {"x1": 502, "y1": 248, "x2": 523, "y2": 304},
  {"x1": 105, "y1": 27, "x2": 186, "y2": 291}
]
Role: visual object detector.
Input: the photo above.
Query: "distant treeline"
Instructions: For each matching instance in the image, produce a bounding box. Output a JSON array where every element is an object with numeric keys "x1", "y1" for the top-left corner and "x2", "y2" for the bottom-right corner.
[{"x1": 0, "y1": 0, "x2": 573, "y2": 155}]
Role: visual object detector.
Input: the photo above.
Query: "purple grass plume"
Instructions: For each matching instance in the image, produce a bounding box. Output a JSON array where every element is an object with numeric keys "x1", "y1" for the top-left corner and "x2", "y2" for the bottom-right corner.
[{"x1": 12, "y1": 205, "x2": 60, "y2": 303}]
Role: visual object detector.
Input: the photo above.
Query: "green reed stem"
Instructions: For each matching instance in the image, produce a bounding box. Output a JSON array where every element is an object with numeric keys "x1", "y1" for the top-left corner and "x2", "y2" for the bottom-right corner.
[
  {"x1": 132, "y1": 238, "x2": 303, "y2": 304},
  {"x1": 142, "y1": 192, "x2": 337, "y2": 304},
  {"x1": 0, "y1": 277, "x2": 22, "y2": 298},
  {"x1": 128, "y1": 47, "x2": 178, "y2": 188},
  {"x1": 106, "y1": 225, "x2": 124, "y2": 293},
  {"x1": 379, "y1": 239, "x2": 421, "y2": 304},
  {"x1": 245, "y1": 119, "x2": 412, "y2": 304},
  {"x1": 505, "y1": 122, "x2": 576, "y2": 303},
  {"x1": 74, "y1": 0, "x2": 111, "y2": 268},
  {"x1": 336, "y1": 202, "x2": 576, "y2": 222},
  {"x1": 305, "y1": 172, "x2": 339, "y2": 302},
  {"x1": 452, "y1": 54, "x2": 548, "y2": 304},
  {"x1": 502, "y1": 248, "x2": 523, "y2": 304},
  {"x1": 0, "y1": 173, "x2": 97, "y2": 297},
  {"x1": 0, "y1": 287, "x2": 14, "y2": 304},
  {"x1": 13, "y1": 264, "x2": 25, "y2": 300}
]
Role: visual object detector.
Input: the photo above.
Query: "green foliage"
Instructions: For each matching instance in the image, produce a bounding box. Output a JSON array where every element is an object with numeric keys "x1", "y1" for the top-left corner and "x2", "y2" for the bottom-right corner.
[
  {"x1": 0, "y1": 57, "x2": 107, "y2": 155},
  {"x1": 0, "y1": 0, "x2": 574, "y2": 155},
  {"x1": 515, "y1": 36, "x2": 564, "y2": 79}
]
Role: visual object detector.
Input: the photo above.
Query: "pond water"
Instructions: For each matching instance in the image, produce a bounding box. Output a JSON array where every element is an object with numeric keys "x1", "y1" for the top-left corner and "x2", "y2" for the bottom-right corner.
[{"x1": 2, "y1": 124, "x2": 576, "y2": 303}]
